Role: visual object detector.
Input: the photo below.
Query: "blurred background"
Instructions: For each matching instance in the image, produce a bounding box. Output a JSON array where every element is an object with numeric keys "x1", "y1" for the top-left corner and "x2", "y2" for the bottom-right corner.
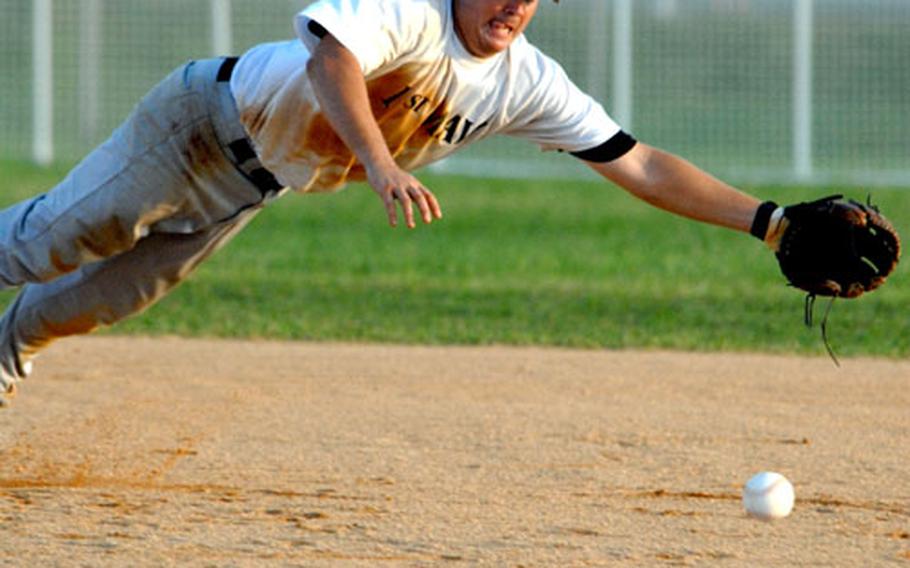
[{"x1": 1, "y1": 0, "x2": 908, "y2": 186}]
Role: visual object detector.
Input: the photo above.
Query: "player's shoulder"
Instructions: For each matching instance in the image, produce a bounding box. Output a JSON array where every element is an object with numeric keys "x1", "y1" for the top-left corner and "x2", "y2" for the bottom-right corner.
[
  {"x1": 395, "y1": 0, "x2": 447, "y2": 31},
  {"x1": 508, "y1": 34, "x2": 566, "y2": 84},
  {"x1": 372, "y1": 0, "x2": 446, "y2": 23},
  {"x1": 370, "y1": 0, "x2": 447, "y2": 41},
  {"x1": 304, "y1": 0, "x2": 441, "y2": 26},
  {"x1": 299, "y1": 0, "x2": 445, "y2": 63}
]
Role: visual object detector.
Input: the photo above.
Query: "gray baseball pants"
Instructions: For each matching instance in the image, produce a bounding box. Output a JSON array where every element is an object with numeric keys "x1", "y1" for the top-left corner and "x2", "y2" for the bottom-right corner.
[{"x1": 0, "y1": 57, "x2": 284, "y2": 384}]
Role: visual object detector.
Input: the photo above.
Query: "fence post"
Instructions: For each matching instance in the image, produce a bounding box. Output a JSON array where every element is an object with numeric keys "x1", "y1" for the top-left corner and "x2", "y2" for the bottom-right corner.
[
  {"x1": 211, "y1": 0, "x2": 233, "y2": 57},
  {"x1": 32, "y1": 0, "x2": 54, "y2": 165},
  {"x1": 612, "y1": 0, "x2": 633, "y2": 130},
  {"x1": 585, "y1": 0, "x2": 609, "y2": 102},
  {"x1": 793, "y1": 0, "x2": 814, "y2": 181},
  {"x1": 79, "y1": 0, "x2": 102, "y2": 146}
]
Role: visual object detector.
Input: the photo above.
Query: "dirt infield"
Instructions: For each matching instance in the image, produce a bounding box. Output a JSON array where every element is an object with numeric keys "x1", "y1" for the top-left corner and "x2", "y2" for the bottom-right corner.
[{"x1": 1, "y1": 337, "x2": 908, "y2": 566}]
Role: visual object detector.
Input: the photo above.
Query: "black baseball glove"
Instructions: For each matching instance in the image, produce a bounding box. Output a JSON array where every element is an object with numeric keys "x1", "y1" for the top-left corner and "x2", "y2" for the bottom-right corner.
[{"x1": 751, "y1": 195, "x2": 901, "y2": 362}]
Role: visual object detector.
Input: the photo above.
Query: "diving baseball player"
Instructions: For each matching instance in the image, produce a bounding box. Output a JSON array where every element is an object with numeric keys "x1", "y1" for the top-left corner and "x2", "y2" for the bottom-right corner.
[{"x1": 6, "y1": 0, "x2": 881, "y2": 407}]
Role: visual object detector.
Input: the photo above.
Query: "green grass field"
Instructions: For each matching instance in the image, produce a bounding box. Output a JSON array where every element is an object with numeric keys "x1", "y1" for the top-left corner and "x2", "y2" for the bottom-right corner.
[{"x1": 1, "y1": 159, "x2": 908, "y2": 358}]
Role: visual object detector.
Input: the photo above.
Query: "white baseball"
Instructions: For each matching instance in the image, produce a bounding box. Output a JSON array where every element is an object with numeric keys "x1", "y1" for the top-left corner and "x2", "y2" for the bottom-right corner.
[{"x1": 742, "y1": 471, "x2": 795, "y2": 521}]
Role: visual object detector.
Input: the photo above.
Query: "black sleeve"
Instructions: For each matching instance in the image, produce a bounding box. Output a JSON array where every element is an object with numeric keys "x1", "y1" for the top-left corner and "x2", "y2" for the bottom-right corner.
[
  {"x1": 307, "y1": 19, "x2": 328, "y2": 39},
  {"x1": 569, "y1": 131, "x2": 637, "y2": 163}
]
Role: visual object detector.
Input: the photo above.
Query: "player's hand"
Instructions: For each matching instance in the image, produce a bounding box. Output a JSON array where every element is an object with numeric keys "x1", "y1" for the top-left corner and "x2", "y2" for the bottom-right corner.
[{"x1": 366, "y1": 164, "x2": 443, "y2": 229}]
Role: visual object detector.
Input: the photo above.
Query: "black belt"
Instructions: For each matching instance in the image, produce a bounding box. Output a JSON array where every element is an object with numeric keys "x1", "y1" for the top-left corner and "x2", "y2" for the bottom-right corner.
[{"x1": 216, "y1": 56, "x2": 283, "y2": 196}]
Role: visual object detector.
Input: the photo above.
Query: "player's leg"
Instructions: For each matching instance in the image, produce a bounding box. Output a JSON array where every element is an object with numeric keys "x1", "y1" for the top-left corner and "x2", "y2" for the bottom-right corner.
[
  {"x1": 0, "y1": 59, "x2": 266, "y2": 290},
  {"x1": 0, "y1": 206, "x2": 260, "y2": 402},
  {"x1": 0, "y1": 57, "x2": 281, "y2": 404}
]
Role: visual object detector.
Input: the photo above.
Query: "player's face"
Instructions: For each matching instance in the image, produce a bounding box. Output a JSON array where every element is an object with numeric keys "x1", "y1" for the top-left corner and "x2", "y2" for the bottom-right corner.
[{"x1": 454, "y1": 0, "x2": 539, "y2": 58}]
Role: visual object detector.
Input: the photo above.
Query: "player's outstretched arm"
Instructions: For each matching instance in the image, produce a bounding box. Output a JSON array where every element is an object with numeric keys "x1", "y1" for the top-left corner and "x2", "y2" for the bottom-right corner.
[
  {"x1": 306, "y1": 33, "x2": 442, "y2": 228},
  {"x1": 586, "y1": 142, "x2": 760, "y2": 233}
]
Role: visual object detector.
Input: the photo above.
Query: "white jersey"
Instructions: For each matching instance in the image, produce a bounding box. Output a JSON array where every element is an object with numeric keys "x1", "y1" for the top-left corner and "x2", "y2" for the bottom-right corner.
[{"x1": 230, "y1": 0, "x2": 622, "y2": 193}]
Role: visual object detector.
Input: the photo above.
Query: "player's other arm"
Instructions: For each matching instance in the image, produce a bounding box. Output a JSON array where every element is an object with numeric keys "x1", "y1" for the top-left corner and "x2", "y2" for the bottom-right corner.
[
  {"x1": 306, "y1": 31, "x2": 442, "y2": 228},
  {"x1": 586, "y1": 142, "x2": 761, "y2": 233}
]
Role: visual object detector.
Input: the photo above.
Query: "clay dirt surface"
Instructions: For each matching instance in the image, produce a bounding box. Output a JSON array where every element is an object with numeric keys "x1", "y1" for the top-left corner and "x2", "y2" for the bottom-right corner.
[{"x1": 1, "y1": 336, "x2": 908, "y2": 566}]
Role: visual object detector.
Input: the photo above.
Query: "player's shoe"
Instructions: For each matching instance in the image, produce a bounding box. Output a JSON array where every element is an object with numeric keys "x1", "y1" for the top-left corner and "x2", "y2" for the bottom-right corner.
[
  {"x1": 0, "y1": 384, "x2": 15, "y2": 407},
  {"x1": 0, "y1": 361, "x2": 32, "y2": 408},
  {"x1": 0, "y1": 373, "x2": 16, "y2": 408}
]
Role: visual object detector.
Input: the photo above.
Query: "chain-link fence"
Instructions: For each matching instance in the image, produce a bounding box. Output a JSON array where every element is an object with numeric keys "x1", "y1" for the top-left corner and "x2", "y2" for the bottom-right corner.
[{"x1": 2, "y1": 0, "x2": 908, "y2": 186}]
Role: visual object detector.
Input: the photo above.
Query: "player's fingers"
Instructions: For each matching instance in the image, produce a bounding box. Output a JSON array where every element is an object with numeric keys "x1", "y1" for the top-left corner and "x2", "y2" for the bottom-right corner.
[
  {"x1": 423, "y1": 187, "x2": 443, "y2": 220},
  {"x1": 407, "y1": 186, "x2": 435, "y2": 225},
  {"x1": 393, "y1": 188, "x2": 416, "y2": 229},
  {"x1": 382, "y1": 191, "x2": 399, "y2": 228}
]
